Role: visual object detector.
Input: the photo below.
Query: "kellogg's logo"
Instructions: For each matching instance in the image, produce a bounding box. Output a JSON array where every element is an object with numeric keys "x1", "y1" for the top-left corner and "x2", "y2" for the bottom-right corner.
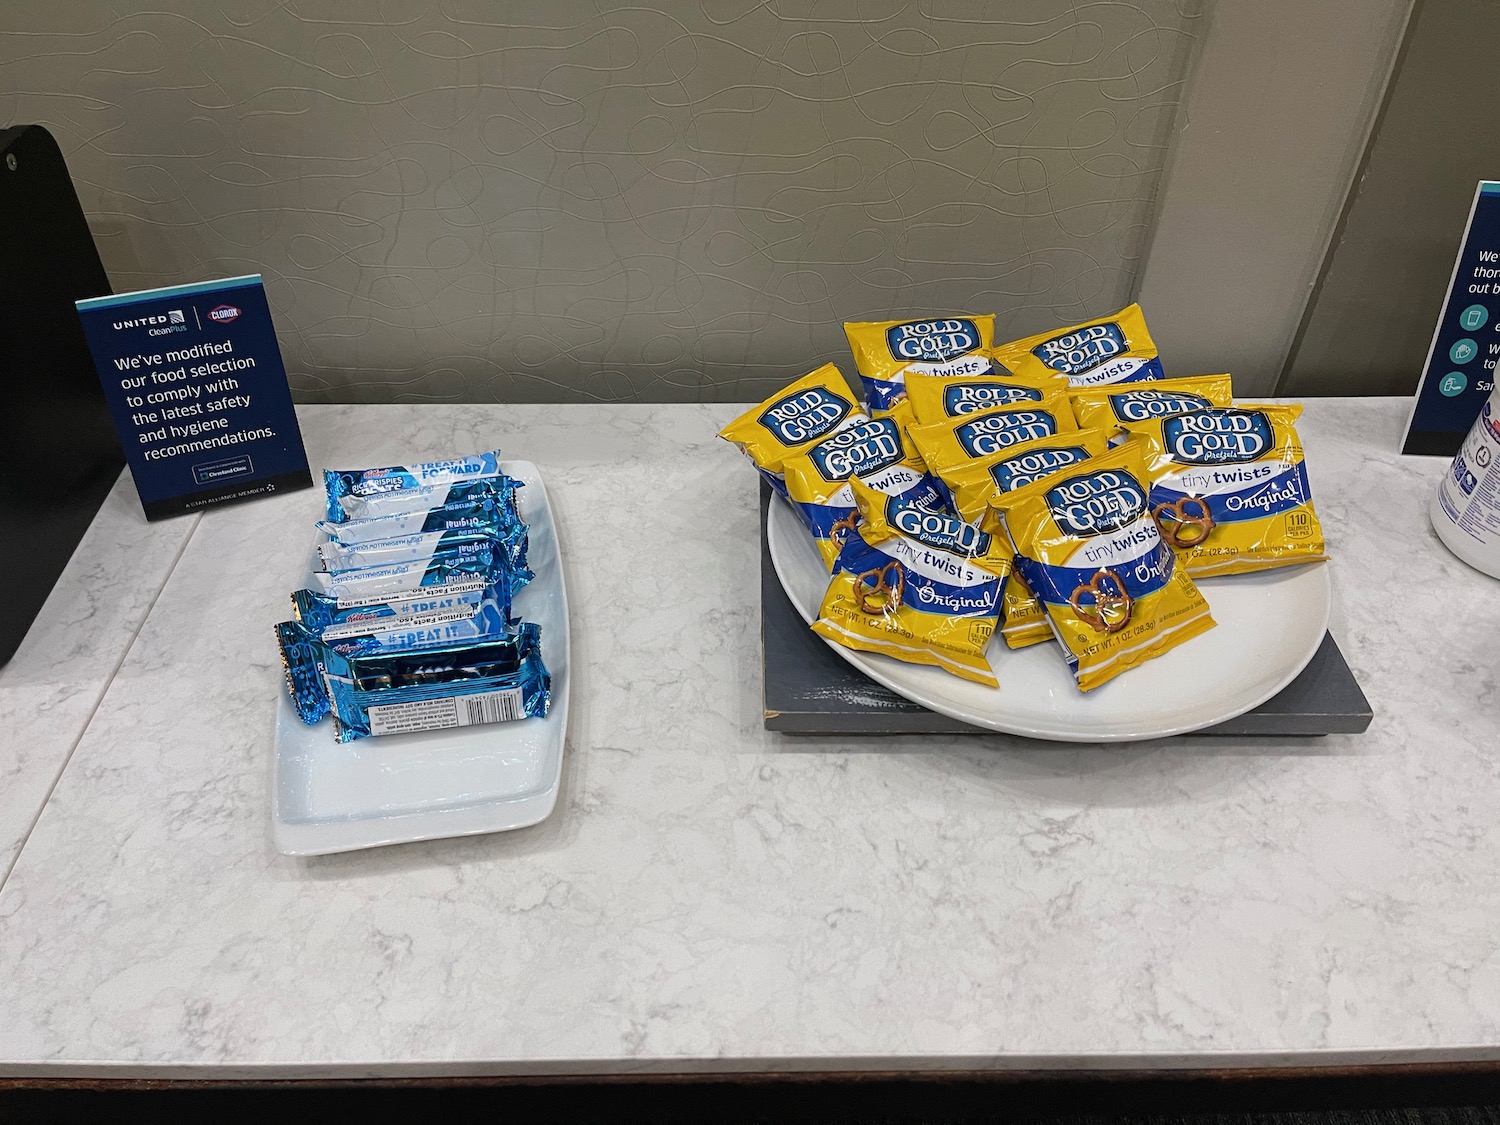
[
  {"x1": 888, "y1": 495, "x2": 990, "y2": 555},
  {"x1": 942, "y1": 381, "x2": 1042, "y2": 416},
  {"x1": 885, "y1": 318, "x2": 980, "y2": 364},
  {"x1": 1163, "y1": 409, "x2": 1273, "y2": 464},
  {"x1": 759, "y1": 387, "x2": 853, "y2": 445},
  {"x1": 954, "y1": 409, "x2": 1058, "y2": 457},
  {"x1": 1111, "y1": 391, "x2": 1211, "y2": 423},
  {"x1": 808, "y1": 418, "x2": 903, "y2": 481},
  {"x1": 989, "y1": 444, "x2": 1091, "y2": 492},
  {"x1": 1046, "y1": 470, "x2": 1147, "y2": 536},
  {"x1": 208, "y1": 304, "x2": 242, "y2": 323},
  {"x1": 1032, "y1": 322, "x2": 1127, "y2": 376}
]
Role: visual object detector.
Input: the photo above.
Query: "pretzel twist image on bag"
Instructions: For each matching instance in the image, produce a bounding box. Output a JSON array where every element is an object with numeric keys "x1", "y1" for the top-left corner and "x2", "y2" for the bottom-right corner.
[
  {"x1": 1119, "y1": 403, "x2": 1327, "y2": 577},
  {"x1": 718, "y1": 364, "x2": 867, "y2": 498},
  {"x1": 991, "y1": 442, "x2": 1215, "y2": 692},
  {"x1": 990, "y1": 303, "x2": 1164, "y2": 387},
  {"x1": 906, "y1": 394, "x2": 1080, "y2": 474},
  {"x1": 904, "y1": 369, "x2": 1070, "y2": 427},
  {"x1": 844, "y1": 314, "x2": 996, "y2": 414},
  {"x1": 812, "y1": 477, "x2": 1009, "y2": 687},
  {"x1": 1069, "y1": 374, "x2": 1234, "y2": 440},
  {"x1": 781, "y1": 416, "x2": 948, "y2": 571}
]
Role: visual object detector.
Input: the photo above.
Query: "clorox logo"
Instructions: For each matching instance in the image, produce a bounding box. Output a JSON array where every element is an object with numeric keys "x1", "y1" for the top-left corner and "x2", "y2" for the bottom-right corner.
[
  {"x1": 942, "y1": 381, "x2": 1042, "y2": 416},
  {"x1": 954, "y1": 409, "x2": 1058, "y2": 457},
  {"x1": 1111, "y1": 390, "x2": 1211, "y2": 423},
  {"x1": 758, "y1": 387, "x2": 853, "y2": 445},
  {"x1": 808, "y1": 418, "x2": 903, "y2": 481},
  {"x1": 888, "y1": 494, "x2": 990, "y2": 554},
  {"x1": 885, "y1": 318, "x2": 980, "y2": 364},
  {"x1": 989, "y1": 445, "x2": 1091, "y2": 492},
  {"x1": 1031, "y1": 322, "x2": 1127, "y2": 376},
  {"x1": 1046, "y1": 470, "x2": 1147, "y2": 536},
  {"x1": 209, "y1": 304, "x2": 241, "y2": 323},
  {"x1": 1163, "y1": 409, "x2": 1273, "y2": 464}
]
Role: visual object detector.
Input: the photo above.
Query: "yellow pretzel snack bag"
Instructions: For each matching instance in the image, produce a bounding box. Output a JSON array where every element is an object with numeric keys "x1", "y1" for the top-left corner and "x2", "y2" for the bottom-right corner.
[
  {"x1": 813, "y1": 477, "x2": 1008, "y2": 686},
  {"x1": 1070, "y1": 374, "x2": 1234, "y2": 440},
  {"x1": 904, "y1": 369, "x2": 1070, "y2": 427},
  {"x1": 991, "y1": 303, "x2": 1164, "y2": 387},
  {"x1": 719, "y1": 364, "x2": 866, "y2": 497},
  {"x1": 782, "y1": 416, "x2": 948, "y2": 571},
  {"x1": 992, "y1": 442, "x2": 1215, "y2": 691},
  {"x1": 930, "y1": 428, "x2": 1111, "y2": 650},
  {"x1": 907, "y1": 394, "x2": 1079, "y2": 474},
  {"x1": 1119, "y1": 403, "x2": 1327, "y2": 577},
  {"x1": 844, "y1": 315, "x2": 996, "y2": 414}
]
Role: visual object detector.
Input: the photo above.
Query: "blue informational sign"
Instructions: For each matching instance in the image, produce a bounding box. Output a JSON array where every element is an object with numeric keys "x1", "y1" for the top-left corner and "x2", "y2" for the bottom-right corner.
[
  {"x1": 76, "y1": 275, "x2": 311, "y2": 519},
  {"x1": 1404, "y1": 182, "x2": 1500, "y2": 455}
]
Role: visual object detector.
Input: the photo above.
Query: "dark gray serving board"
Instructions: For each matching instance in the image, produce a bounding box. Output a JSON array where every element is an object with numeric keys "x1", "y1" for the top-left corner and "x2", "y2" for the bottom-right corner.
[{"x1": 759, "y1": 486, "x2": 1372, "y2": 738}]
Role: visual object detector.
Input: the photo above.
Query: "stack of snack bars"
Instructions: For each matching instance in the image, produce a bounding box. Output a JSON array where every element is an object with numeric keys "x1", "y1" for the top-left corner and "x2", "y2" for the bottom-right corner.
[
  {"x1": 275, "y1": 451, "x2": 551, "y2": 741},
  {"x1": 721, "y1": 305, "x2": 1328, "y2": 693}
]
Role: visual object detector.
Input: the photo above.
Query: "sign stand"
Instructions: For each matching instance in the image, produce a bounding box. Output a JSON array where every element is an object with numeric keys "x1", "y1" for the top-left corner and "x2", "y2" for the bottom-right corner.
[{"x1": 1404, "y1": 181, "x2": 1500, "y2": 455}]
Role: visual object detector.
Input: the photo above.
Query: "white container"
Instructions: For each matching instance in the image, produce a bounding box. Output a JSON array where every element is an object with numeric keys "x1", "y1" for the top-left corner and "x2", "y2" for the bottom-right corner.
[{"x1": 1431, "y1": 384, "x2": 1500, "y2": 578}]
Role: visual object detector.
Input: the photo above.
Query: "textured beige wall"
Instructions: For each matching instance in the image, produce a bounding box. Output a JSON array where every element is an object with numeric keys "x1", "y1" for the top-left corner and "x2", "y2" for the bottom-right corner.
[
  {"x1": 1134, "y1": 0, "x2": 1414, "y2": 396},
  {"x1": 1, "y1": 1, "x2": 1202, "y2": 402}
]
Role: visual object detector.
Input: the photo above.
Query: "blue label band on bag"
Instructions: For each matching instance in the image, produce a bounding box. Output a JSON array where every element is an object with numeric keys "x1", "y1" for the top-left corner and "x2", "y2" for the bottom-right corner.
[{"x1": 1152, "y1": 461, "x2": 1313, "y2": 525}]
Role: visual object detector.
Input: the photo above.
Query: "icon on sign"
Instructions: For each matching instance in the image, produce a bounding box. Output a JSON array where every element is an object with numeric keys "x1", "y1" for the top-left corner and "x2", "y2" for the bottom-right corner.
[
  {"x1": 1440, "y1": 371, "x2": 1468, "y2": 396},
  {"x1": 1450, "y1": 338, "x2": 1479, "y2": 364},
  {"x1": 1478, "y1": 444, "x2": 1493, "y2": 469},
  {"x1": 1462, "y1": 304, "x2": 1490, "y2": 331}
]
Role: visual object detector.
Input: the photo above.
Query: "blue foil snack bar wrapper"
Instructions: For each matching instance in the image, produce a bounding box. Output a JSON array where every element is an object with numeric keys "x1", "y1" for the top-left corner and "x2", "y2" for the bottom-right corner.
[
  {"x1": 316, "y1": 526, "x2": 521, "y2": 574},
  {"x1": 309, "y1": 546, "x2": 529, "y2": 607},
  {"x1": 318, "y1": 492, "x2": 522, "y2": 546},
  {"x1": 292, "y1": 580, "x2": 511, "y2": 642},
  {"x1": 276, "y1": 618, "x2": 550, "y2": 742},
  {"x1": 323, "y1": 451, "x2": 508, "y2": 522}
]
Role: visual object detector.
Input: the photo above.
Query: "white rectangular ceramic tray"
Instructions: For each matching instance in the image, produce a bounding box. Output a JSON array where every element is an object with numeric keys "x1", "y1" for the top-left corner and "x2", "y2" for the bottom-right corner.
[{"x1": 272, "y1": 460, "x2": 570, "y2": 855}]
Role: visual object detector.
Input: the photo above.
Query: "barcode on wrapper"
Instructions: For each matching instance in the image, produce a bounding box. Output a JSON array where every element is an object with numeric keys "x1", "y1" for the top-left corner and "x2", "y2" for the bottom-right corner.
[{"x1": 366, "y1": 688, "x2": 526, "y2": 736}]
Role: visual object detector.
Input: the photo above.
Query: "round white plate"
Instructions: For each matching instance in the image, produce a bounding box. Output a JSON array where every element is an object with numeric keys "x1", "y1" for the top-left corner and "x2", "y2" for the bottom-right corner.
[{"x1": 767, "y1": 496, "x2": 1331, "y2": 742}]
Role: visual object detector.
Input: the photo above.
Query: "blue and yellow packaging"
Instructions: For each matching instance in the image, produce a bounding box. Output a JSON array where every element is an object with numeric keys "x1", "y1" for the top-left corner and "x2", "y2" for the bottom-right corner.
[
  {"x1": 812, "y1": 478, "x2": 1008, "y2": 686},
  {"x1": 843, "y1": 315, "x2": 996, "y2": 413},
  {"x1": 719, "y1": 364, "x2": 867, "y2": 498},
  {"x1": 904, "y1": 369, "x2": 1069, "y2": 427},
  {"x1": 991, "y1": 304, "x2": 1164, "y2": 387},
  {"x1": 928, "y1": 428, "x2": 1113, "y2": 650},
  {"x1": 991, "y1": 443, "x2": 1215, "y2": 691},
  {"x1": 781, "y1": 416, "x2": 947, "y2": 570},
  {"x1": 1120, "y1": 403, "x2": 1327, "y2": 577},
  {"x1": 1070, "y1": 374, "x2": 1234, "y2": 440},
  {"x1": 906, "y1": 394, "x2": 1079, "y2": 473}
]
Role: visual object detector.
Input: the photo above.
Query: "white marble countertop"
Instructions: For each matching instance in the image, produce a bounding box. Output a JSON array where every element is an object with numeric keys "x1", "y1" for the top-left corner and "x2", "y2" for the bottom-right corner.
[
  {"x1": 3, "y1": 399, "x2": 1498, "y2": 1079},
  {"x1": 0, "y1": 474, "x2": 198, "y2": 880}
]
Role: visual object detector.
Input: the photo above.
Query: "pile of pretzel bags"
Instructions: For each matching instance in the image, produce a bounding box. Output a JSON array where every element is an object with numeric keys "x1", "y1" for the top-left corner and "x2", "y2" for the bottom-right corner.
[{"x1": 719, "y1": 305, "x2": 1327, "y2": 693}]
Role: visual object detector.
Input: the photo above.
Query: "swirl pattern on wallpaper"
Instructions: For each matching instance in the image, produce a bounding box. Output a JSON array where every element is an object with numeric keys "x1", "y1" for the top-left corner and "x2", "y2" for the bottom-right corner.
[{"x1": 1, "y1": 0, "x2": 1201, "y2": 402}]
